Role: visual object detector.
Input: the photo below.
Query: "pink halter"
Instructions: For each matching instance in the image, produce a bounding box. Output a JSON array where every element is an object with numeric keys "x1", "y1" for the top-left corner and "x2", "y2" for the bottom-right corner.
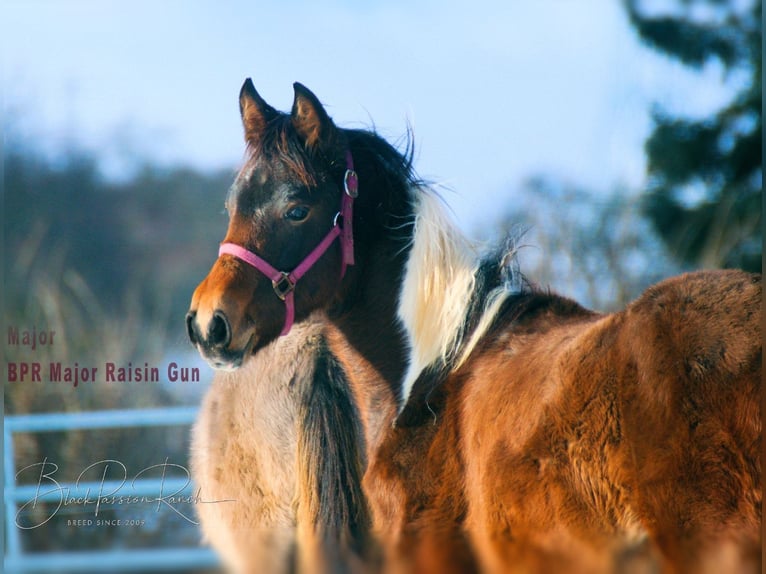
[{"x1": 218, "y1": 151, "x2": 358, "y2": 336}]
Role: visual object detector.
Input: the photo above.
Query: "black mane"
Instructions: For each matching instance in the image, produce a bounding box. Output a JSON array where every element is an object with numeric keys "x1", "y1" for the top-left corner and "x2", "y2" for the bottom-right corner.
[{"x1": 344, "y1": 127, "x2": 421, "y2": 242}]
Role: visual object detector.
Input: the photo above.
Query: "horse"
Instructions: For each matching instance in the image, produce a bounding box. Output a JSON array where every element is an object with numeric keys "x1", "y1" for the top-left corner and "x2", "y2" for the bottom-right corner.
[
  {"x1": 186, "y1": 79, "x2": 762, "y2": 574},
  {"x1": 189, "y1": 313, "x2": 374, "y2": 574}
]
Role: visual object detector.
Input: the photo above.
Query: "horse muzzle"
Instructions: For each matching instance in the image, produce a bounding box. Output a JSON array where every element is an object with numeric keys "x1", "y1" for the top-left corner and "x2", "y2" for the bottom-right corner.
[{"x1": 185, "y1": 309, "x2": 252, "y2": 371}]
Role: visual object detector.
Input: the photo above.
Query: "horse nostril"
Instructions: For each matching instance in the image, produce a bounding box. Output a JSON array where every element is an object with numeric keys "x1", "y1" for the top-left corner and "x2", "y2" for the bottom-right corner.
[
  {"x1": 208, "y1": 311, "x2": 231, "y2": 348},
  {"x1": 186, "y1": 311, "x2": 199, "y2": 345}
]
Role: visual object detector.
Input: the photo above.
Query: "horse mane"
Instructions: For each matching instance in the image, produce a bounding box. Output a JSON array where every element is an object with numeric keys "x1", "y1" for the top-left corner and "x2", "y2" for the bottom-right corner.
[
  {"x1": 339, "y1": 126, "x2": 528, "y2": 413},
  {"x1": 396, "y1": 192, "x2": 478, "y2": 402},
  {"x1": 396, "y1": 190, "x2": 529, "y2": 410},
  {"x1": 344, "y1": 127, "x2": 419, "y2": 241}
]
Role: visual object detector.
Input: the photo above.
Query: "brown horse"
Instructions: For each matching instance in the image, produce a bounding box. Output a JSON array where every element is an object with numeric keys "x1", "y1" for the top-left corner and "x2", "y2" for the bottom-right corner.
[
  {"x1": 187, "y1": 79, "x2": 761, "y2": 573},
  {"x1": 189, "y1": 313, "x2": 374, "y2": 574}
]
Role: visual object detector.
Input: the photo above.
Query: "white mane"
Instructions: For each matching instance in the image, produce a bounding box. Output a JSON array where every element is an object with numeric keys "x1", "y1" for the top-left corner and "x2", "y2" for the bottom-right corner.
[{"x1": 397, "y1": 190, "x2": 512, "y2": 407}]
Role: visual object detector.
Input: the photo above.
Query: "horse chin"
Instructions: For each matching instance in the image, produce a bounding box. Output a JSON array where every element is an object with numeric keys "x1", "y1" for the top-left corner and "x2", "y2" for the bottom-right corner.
[
  {"x1": 198, "y1": 334, "x2": 256, "y2": 372},
  {"x1": 198, "y1": 350, "x2": 245, "y2": 372},
  {"x1": 207, "y1": 359, "x2": 242, "y2": 372}
]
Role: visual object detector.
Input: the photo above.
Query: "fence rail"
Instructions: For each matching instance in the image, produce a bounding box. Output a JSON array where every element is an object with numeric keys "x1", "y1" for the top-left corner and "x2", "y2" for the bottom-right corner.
[{"x1": 4, "y1": 407, "x2": 220, "y2": 573}]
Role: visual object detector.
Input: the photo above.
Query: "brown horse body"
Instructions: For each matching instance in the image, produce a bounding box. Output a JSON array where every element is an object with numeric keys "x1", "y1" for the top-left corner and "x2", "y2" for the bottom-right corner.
[
  {"x1": 187, "y1": 80, "x2": 761, "y2": 573},
  {"x1": 371, "y1": 270, "x2": 761, "y2": 573}
]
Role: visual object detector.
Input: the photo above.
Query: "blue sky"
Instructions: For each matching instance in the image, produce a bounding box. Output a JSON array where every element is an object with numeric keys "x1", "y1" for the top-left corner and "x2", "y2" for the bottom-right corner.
[{"x1": 2, "y1": 0, "x2": 736, "y2": 231}]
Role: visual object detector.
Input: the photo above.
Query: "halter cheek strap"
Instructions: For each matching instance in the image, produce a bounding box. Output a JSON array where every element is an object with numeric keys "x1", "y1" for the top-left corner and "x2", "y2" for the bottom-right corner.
[{"x1": 218, "y1": 151, "x2": 358, "y2": 337}]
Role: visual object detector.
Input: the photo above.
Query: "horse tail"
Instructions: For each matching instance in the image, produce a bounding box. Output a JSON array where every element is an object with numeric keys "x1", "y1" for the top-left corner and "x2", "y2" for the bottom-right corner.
[{"x1": 296, "y1": 338, "x2": 378, "y2": 573}]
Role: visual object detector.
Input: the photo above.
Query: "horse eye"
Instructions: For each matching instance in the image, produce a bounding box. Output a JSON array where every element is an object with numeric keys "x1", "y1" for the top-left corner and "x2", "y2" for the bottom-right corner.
[{"x1": 284, "y1": 205, "x2": 310, "y2": 221}]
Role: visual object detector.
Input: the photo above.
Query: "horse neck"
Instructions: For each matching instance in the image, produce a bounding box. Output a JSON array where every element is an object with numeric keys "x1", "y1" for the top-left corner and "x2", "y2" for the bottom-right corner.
[
  {"x1": 323, "y1": 180, "x2": 494, "y2": 448},
  {"x1": 325, "y1": 238, "x2": 410, "y2": 453},
  {"x1": 313, "y1": 133, "x2": 414, "y2": 450}
]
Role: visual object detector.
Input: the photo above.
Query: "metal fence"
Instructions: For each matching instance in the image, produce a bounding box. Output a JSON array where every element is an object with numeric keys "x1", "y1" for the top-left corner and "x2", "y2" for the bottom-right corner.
[{"x1": 4, "y1": 408, "x2": 219, "y2": 573}]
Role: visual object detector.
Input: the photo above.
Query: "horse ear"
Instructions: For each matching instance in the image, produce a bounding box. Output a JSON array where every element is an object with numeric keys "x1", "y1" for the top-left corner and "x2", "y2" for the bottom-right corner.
[
  {"x1": 239, "y1": 78, "x2": 278, "y2": 144},
  {"x1": 291, "y1": 82, "x2": 336, "y2": 149}
]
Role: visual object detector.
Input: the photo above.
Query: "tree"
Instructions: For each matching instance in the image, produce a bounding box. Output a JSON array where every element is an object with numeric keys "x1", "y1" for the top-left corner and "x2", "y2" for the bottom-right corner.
[
  {"x1": 3, "y1": 130, "x2": 227, "y2": 565},
  {"x1": 625, "y1": 0, "x2": 762, "y2": 272},
  {"x1": 493, "y1": 177, "x2": 681, "y2": 312}
]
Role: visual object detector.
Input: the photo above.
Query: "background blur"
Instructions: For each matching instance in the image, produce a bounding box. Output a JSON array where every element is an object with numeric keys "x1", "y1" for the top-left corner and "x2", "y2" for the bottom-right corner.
[{"x1": 2, "y1": 0, "x2": 761, "y2": 572}]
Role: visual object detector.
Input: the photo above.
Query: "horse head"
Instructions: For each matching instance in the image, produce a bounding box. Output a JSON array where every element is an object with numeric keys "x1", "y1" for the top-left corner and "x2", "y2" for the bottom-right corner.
[{"x1": 187, "y1": 80, "x2": 354, "y2": 369}]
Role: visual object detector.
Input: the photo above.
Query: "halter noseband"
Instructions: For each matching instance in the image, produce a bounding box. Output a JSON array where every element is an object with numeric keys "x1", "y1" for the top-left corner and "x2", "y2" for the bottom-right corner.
[{"x1": 218, "y1": 151, "x2": 358, "y2": 337}]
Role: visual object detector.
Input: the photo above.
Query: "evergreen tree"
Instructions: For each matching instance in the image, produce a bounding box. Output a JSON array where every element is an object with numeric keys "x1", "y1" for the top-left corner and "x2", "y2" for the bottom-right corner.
[{"x1": 625, "y1": 0, "x2": 762, "y2": 272}]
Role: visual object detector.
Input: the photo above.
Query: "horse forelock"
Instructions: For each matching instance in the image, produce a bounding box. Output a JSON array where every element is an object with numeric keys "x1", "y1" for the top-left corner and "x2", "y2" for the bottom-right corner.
[
  {"x1": 239, "y1": 115, "x2": 321, "y2": 189},
  {"x1": 397, "y1": 192, "x2": 526, "y2": 408}
]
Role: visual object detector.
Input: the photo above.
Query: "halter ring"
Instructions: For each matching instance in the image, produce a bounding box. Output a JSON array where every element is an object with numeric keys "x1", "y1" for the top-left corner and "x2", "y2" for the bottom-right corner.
[
  {"x1": 344, "y1": 169, "x2": 359, "y2": 198},
  {"x1": 272, "y1": 273, "x2": 295, "y2": 301}
]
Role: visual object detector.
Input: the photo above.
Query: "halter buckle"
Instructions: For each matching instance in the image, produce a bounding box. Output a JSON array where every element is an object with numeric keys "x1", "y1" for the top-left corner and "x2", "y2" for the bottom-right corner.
[
  {"x1": 272, "y1": 272, "x2": 295, "y2": 301},
  {"x1": 344, "y1": 169, "x2": 359, "y2": 198}
]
